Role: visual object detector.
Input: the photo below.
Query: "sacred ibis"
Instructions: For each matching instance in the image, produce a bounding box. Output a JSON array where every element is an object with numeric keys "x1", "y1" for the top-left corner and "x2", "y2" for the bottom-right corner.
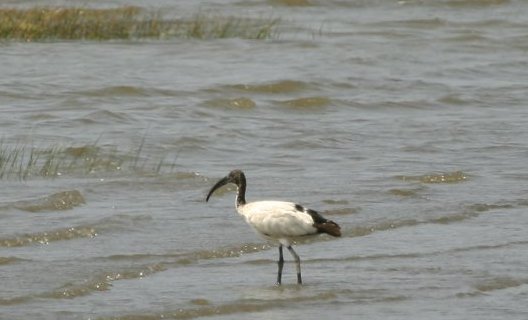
[{"x1": 206, "y1": 169, "x2": 341, "y2": 285}]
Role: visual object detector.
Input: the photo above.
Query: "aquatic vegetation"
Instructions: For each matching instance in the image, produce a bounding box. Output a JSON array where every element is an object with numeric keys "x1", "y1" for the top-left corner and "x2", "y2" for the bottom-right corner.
[
  {"x1": 0, "y1": 7, "x2": 280, "y2": 41},
  {"x1": 182, "y1": 13, "x2": 280, "y2": 40},
  {"x1": 0, "y1": 141, "x2": 175, "y2": 180},
  {"x1": 0, "y1": 6, "x2": 142, "y2": 41}
]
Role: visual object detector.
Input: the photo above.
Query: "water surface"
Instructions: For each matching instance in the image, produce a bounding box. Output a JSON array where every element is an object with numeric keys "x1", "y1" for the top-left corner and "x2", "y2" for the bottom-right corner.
[{"x1": 1, "y1": 0, "x2": 528, "y2": 319}]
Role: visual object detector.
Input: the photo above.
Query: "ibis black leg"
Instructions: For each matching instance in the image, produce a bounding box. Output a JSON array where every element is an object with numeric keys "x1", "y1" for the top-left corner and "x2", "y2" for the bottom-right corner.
[
  {"x1": 287, "y1": 246, "x2": 302, "y2": 285},
  {"x1": 277, "y1": 245, "x2": 284, "y2": 285}
]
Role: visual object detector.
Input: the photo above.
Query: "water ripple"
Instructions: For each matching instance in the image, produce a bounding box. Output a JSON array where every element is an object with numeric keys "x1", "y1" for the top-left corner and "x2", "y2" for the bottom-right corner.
[
  {"x1": 396, "y1": 171, "x2": 469, "y2": 184},
  {"x1": 11, "y1": 190, "x2": 85, "y2": 212},
  {"x1": 0, "y1": 226, "x2": 97, "y2": 247}
]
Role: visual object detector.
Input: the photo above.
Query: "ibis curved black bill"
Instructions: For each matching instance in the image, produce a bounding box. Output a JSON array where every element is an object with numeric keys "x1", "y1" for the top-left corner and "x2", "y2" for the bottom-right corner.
[
  {"x1": 206, "y1": 170, "x2": 247, "y2": 206},
  {"x1": 206, "y1": 176, "x2": 229, "y2": 202}
]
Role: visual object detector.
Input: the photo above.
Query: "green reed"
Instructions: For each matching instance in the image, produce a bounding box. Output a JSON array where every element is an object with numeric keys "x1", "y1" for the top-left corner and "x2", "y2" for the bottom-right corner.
[
  {"x1": 0, "y1": 141, "x2": 175, "y2": 180},
  {"x1": 0, "y1": 7, "x2": 279, "y2": 41}
]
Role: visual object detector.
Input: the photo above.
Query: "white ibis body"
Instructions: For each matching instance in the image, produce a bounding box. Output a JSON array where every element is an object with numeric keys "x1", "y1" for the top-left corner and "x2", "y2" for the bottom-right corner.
[{"x1": 206, "y1": 170, "x2": 341, "y2": 285}]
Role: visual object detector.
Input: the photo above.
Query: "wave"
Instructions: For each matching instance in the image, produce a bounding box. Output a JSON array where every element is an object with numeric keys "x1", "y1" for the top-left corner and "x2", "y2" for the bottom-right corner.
[
  {"x1": 457, "y1": 276, "x2": 528, "y2": 298},
  {"x1": 0, "y1": 256, "x2": 23, "y2": 265},
  {"x1": 0, "y1": 242, "x2": 268, "y2": 305},
  {"x1": 46, "y1": 263, "x2": 168, "y2": 299},
  {"x1": 69, "y1": 86, "x2": 184, "y2": 98},
  {"x1": 111, "y1": 293, "x2": 336, "y2": 320},
  {"x1": 0, "y1": 262, "x2": 167, "y2": 305},
  {"x1": 440, "y1": 0, "x2": 510, "y2": 8},
  {"x1": 174, "y1": 243, "x2": 272, "y2": 265},
  {"x1": 338, "y1": 198, "x2": 527, "y2": 239},
  {"x1": 474, "y1": 276, "x2": 527, "y2": 293},
  {"x1": 203, "y1": 97, "x2": 256, "y2": 109},
  {"x1": 9, "y1": 190, "x2": 85, "y2": 212},
  {"x1": 374, "y1": 18, "x2": 448, "y2": 29},
  {"x1": 388, "y1": 188, "x2": 423, "y2": 197},
  {"x1": 342, "y1": 219, "x2": 421, "y2": 238},
  {"x1": 396, "y1": 171, "x2": 469, "y2": 183},
  {"x1": 99, "y1": 289, "x2": 375, "y2": 320},
  {"x1": 2, "y1": 197, "x2": 523, "y2": 304},
  {"x1": 0, "y1": 214, "x2": 153, "y2": 247},
  {"x1": 322, "y1": 199, "x2": 349, "y2": 205},
  {"x1": 78, "y1": 110, "x2": 135, "y2": 125},
  {"x1": 310, "y1": 240, "x2": 528, "y2": 265},
  {"x1": 268, "y1": 0, "x2": 311, "y2": 7},
  {"x1": 218, "y1": 80, "x2": 311, "y2": 94},
  {"x1": 0, "y1": 226, "x2": 97, "y2": 247},
  {"x1": 277, "y1": 96, "x2": 332, "y2": 109},
  {"x1": 323, "y1": 207, "x2": 360, "y2": 216}
]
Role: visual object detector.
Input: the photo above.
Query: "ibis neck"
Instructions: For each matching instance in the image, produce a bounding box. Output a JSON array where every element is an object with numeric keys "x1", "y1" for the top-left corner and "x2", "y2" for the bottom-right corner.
[{"x1": 236, "y1": 181, "x2": 247, "y2": 207}]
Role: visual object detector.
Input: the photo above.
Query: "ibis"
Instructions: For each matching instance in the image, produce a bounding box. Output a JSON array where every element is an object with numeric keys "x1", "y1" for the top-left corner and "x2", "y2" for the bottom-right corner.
[{"x1": 206, "y1": 169, "x2": 341, "y2": 285}]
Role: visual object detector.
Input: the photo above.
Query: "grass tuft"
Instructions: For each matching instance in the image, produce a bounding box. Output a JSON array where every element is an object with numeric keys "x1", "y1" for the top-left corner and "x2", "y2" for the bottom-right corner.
[
  {"x1": 0, "y1": 141, "x2": 177, "y2": 180},
  {"x1": 0, "y1": 7, "x2": 279, "y2": 41}
]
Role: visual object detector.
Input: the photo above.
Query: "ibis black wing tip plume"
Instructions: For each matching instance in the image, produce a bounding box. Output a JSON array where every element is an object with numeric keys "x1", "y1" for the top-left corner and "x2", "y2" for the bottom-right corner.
[
  {"x1": 316, "y1": 220, "x2": 341, "y2": 237},
  {"x1": 300, "y1": 206, "x2": 342, "y2": 237}
]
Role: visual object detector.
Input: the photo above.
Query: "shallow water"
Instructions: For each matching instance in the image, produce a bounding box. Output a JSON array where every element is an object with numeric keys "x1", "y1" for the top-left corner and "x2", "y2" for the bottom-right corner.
[{"x1": 1, "y1": 0, "x2": 528, "y2": 319}]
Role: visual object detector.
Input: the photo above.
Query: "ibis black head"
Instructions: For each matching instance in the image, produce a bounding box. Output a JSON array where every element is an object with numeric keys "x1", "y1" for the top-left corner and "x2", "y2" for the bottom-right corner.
[{"x1": 206, "y1": 170, "x2": 247, "y2": 202}]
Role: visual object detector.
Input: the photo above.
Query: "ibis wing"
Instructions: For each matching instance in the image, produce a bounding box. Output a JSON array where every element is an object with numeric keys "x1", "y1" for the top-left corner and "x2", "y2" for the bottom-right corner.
[{"x1": 240, "y1": 201, "x2": 318, "y2": 238}]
